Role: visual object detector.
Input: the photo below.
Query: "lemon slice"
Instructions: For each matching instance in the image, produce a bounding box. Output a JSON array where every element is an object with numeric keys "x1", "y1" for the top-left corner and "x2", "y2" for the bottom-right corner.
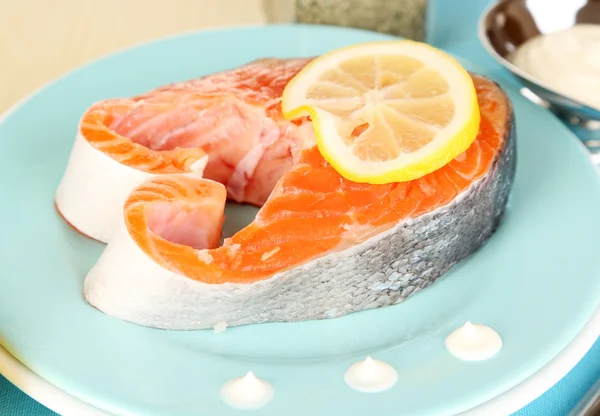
[{"x1": 281, "y1": 40, "x2": 481, "y2": 184}]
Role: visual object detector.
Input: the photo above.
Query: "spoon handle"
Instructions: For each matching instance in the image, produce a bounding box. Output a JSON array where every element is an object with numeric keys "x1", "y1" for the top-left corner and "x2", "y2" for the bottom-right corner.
[{"x1": 569, "y1": 378, "x2": 600, "y2": 416}]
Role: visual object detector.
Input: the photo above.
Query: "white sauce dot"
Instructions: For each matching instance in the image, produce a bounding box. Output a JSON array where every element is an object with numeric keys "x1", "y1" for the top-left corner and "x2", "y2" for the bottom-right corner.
[
  {"x1": 344, "y1": 356, "x2": 398, "y2": 392},
  {"x1": 445, "y1": 321, "x2": 502, "y2": 361},
  {"x1": 220, "y1": 371, "x2": 274, "y2": 409}
]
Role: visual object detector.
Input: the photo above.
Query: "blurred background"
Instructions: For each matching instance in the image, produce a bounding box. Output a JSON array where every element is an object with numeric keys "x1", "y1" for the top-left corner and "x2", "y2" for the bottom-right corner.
[
  {"x1": 1, "y1": 0, "x2": 431, "y2": 113},
  {"x1": 0, "y1": 0, "x2": 268, "y2": 112}
]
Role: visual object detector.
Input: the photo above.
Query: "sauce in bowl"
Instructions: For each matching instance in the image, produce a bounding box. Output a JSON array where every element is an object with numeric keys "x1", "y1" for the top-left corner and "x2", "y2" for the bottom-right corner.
[{"x1": 510, "y1": 24, "x2": 600, "y2": 111}]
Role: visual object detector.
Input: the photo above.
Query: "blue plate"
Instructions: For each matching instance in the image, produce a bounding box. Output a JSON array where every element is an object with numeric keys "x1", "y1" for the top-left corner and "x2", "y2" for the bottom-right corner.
[{"x1": 1, "y1": 25, "x2": 600, "y2": 416}]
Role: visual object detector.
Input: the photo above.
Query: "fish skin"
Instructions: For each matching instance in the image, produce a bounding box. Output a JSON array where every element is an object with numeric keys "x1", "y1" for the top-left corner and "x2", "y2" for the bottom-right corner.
[{"x1": 83, "y1": 78, "x2": 516, "y2": 330}]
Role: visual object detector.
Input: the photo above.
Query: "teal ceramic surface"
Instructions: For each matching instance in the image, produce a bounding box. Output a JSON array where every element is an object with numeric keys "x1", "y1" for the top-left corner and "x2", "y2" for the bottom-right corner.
[{"x1": 0, "y1": 25, "x2": 600, "y2": 416}]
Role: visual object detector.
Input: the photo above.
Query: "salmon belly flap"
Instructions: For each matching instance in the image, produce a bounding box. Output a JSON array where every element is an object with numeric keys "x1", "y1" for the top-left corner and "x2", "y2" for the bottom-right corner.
[
  {"x1": 55, "y1": 58, "x2": 312, "y2": 243},
  {"x1": 55, "y1": 58, "x2": 516, "y2": 329}
]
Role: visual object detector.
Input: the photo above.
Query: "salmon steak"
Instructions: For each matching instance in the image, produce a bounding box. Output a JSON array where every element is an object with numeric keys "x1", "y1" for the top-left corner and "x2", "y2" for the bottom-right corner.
[{"x1": 56, "y1": 58, "x2": 516, "y2": 330}]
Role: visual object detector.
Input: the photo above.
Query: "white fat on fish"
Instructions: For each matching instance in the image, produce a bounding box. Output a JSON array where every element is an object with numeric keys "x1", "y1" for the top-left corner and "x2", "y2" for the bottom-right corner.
[
  {"x1": 197, "y1": 250, "x2": 214, "y2": 264},
  {"x1": 261, "y1": 247, "x2": 280, "y2": 261},
  {"x1": 227, "y1": 117, "x2": 281, "y2": 202}
]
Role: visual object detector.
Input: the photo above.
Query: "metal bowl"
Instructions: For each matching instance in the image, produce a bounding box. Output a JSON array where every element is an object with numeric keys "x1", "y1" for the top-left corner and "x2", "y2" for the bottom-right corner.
[{"x1": 478, "y1": 0, "x2": 600, "y2": 128}]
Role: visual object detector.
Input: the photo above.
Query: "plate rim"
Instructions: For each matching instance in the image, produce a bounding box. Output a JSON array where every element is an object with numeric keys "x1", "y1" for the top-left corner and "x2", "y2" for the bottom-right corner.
[{"x1": 1, "y1": 304, "x2": 598, "y2": 416}]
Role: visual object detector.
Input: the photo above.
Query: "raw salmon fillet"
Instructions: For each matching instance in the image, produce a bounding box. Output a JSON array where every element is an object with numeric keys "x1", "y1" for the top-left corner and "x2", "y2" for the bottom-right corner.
[
  {"x1": 122, "y1": 76, "x2": 508, "y2": 283},
  {"x1": 81, "y1": 66, "x2": 516, "y2": 329}
]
